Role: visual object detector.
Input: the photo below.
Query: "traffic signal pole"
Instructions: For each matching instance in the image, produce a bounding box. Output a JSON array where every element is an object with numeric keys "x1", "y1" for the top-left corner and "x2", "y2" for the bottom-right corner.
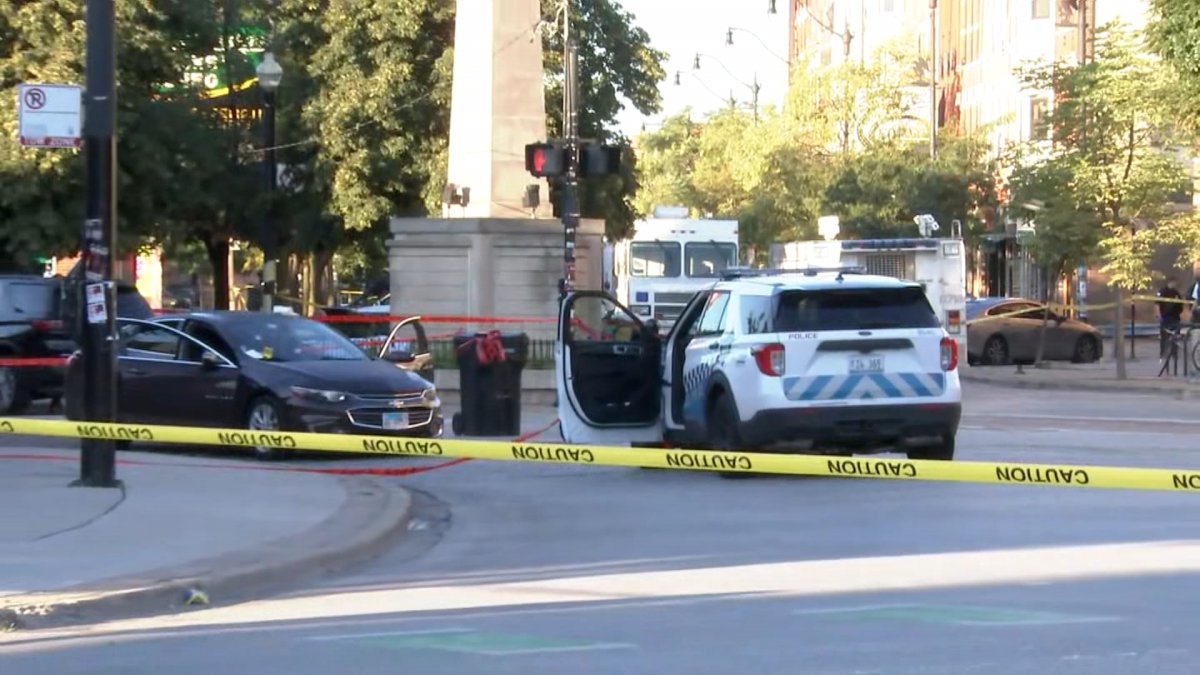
[
  {"x1": 76, "y1": 0, "x2": 121, "y2": 488},
  {"x1": 559, "y1": 11, "x2": 581, "y2": 299}
]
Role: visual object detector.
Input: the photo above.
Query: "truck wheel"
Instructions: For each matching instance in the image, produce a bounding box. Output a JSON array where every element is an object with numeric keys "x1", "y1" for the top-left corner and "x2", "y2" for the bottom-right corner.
[
  {"x1": 710, "y1": 394, "x2": 752, "y2": 479},
  {"x1": 0, "y1": 367, "x2": 31, "y2": 414}
]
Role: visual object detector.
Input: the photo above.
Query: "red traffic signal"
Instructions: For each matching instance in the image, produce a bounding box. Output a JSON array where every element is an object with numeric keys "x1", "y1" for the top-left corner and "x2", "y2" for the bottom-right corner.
[
  {"x1": 580, "y1": 143, "x2": 622, "y2": 177},
  {"x1": 525, "y1": 143, "x2": 567, "y2": 178}
]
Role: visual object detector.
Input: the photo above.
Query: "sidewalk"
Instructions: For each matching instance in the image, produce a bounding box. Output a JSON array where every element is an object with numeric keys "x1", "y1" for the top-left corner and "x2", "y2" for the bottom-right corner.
[
  {"x1": 0, "y1": 448, "x2": 412, "y2": 630},
  {"x1": 961, "y1": 344, "x2": 1200, "y2": 398}
]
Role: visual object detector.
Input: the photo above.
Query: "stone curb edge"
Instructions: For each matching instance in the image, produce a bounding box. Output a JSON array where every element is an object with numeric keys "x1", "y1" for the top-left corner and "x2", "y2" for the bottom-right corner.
[
  {"x1": 961, "y1": 373, "x2": 1198, "y2": 399},
  {"x1": 0, "y1": 475, "x2": 413, "y2": 631}
]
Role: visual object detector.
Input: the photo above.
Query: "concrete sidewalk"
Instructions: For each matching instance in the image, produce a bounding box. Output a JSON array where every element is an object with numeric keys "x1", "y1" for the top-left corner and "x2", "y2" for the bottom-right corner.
[
  {"x1": 0, "y1": 448, "x2": 412, "y2": 630},
  {"x1": 961, "y1": 348, "x2": 1200, "y2": 398}
]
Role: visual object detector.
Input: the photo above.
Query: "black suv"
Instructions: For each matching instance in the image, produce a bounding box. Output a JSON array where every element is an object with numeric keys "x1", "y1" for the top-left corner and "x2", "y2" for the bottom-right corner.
[{"x1": 0, "y1": 275, "x2": 153, "y2": 413}]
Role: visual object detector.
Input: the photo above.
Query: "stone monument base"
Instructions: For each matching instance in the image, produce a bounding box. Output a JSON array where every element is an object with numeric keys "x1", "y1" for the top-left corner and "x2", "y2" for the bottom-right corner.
[{"x1": 386, "y1": 217, "x2": 605, "y2": 338}]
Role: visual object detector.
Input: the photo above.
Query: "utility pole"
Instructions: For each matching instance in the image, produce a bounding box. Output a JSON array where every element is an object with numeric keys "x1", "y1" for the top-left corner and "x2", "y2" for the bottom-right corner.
[
  {"x1": 76, "y1": 0, "x2": 120, "y2": 488},
  {"x1": 929, "y1": 0, "x2": 939, "y2": 161},
  {"x1": 559, "y1": 2, "x2": 580, "y2": 300}
]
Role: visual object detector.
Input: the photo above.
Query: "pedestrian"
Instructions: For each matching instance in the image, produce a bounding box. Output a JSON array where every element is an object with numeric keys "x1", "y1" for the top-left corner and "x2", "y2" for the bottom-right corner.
[
  {"x1": 1191, "y1": 276, "x2": 1200, "y2": 325},
  {"x1": 1158, "y1": 278, "x2": 1184, "y2": 359}
]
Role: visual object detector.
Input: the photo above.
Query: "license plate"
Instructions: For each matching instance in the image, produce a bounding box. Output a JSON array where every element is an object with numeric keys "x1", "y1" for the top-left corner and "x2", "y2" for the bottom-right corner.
[
  {"x1": 849, "y1": 356, "x2": 884, "y2": 374},
  {"x1": 382, "y1": 412, "x2": 409, "y2": 430}
]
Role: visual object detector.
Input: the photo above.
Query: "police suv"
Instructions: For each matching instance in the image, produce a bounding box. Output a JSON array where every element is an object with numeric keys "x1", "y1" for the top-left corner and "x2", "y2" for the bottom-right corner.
[{"x1": 555, "y1": 267, "x2": 962, "y2": 460}]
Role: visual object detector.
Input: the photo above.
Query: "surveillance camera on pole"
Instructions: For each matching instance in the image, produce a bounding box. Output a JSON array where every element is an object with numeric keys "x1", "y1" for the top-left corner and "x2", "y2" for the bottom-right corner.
[{"x1": 914, "y1": 214, "x2": 940, "y2": 238}]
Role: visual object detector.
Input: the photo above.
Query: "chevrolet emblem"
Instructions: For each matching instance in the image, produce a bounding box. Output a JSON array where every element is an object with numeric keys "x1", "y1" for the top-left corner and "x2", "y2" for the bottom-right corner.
[{"x1": 387, "y1": 399, "x2": 406, "y2": 409}]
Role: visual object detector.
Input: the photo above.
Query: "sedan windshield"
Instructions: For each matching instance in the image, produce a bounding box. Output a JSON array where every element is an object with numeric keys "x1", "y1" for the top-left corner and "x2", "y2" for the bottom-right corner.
[{"x1": 221, "y1": 316, "x2": 368, "y2": 362}]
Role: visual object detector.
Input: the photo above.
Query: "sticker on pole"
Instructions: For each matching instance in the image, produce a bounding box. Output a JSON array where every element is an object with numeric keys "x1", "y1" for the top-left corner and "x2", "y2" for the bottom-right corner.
[
  {"x1": 86, "y1": 282, "x2": 107, "y2": 324},
  {"x1": 17, "y1": 84, "x2": 82, "y2": 149}
]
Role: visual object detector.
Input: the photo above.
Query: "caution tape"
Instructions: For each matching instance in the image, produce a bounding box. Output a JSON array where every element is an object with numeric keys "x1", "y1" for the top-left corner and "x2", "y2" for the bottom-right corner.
[
  {"x1": 3, "y1": 416, "x2": 1200, "y2": 493},
  {"x1": 317, "y1": 313, "x2": 556, "y2": 326}
]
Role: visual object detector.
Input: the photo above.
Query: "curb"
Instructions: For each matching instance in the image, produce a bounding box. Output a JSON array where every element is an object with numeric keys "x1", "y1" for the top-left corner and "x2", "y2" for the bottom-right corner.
[
  {"x1": 961, "y1": 372, "x2": 1198, "y2": 400},
  {"x1": 0, "y1": 475, "x2": 413, "y2": 631}
]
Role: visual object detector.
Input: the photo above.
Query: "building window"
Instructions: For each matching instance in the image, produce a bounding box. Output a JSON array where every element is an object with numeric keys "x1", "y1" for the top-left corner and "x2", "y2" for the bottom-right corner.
[
  {"x1": 882, "y1": 0, "x2": 897, "y2": 11},
  {"x1": 1032, "y1": 0, "x2": 1050, "y2": 18},
  {"x1": 1030, "y1": 98, "x2": 1050, "y2": 140}
]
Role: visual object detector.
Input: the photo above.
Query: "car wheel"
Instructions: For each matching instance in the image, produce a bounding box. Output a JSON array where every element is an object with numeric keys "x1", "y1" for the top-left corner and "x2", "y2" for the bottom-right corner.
[
  {"x1": 0, "y1": 367, "x2": 30, "y2": 414},
  {"x1": 908, "y1": 434, "x2": 955, "y2": 461},
  {"x1": 1072, "y1": 335, "x2": 1100, "y2": 363},
  {"x1": 246, "y1": 395, "x2": 288, "y2": 461},
  {"x1": 709, "y1": 393, "x2": 751, "y2": 479},
  {"x1": 983, "y1": 335, "x2": 1009, "y2": 366}
]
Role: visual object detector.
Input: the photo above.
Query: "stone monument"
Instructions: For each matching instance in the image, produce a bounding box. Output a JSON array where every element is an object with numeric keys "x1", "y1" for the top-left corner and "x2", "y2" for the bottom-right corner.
[{"x1": 387, "y1": 0, "x2": 604, "y2": 336}]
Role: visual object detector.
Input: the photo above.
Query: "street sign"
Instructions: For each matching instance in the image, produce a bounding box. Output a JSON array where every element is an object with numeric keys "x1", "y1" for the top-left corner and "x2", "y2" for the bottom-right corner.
[{"x1": 17, "y1": 84, "x2": 82, "y2": 149}]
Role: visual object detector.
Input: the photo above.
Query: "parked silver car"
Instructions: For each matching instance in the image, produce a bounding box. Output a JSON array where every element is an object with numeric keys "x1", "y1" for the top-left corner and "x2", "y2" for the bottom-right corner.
[{"x1": 966, "y1": 297, "x2": 1103, "y2": 366}]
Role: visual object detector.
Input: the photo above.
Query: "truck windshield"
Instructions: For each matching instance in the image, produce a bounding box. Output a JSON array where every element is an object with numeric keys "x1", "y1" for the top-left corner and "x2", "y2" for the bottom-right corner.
[
  {"x1": 630, "y1": 242, "x2": 680, "y2": 278},
  {"x1": 685, "y1": 242, "x2": 738, "y2": 278}
]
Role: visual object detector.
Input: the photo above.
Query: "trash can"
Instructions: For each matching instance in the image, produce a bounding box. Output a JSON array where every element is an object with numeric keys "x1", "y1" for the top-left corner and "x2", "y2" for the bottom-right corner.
[{"x1": 451, "y1": 332, "x2": 529, "y2": 437}]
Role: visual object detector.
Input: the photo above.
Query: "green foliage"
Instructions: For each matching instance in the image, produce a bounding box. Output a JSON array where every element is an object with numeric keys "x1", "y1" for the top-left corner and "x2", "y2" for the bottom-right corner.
[
  {"x1": 1015, "y1": 22, "x2": 1188, "y2": 291},
  {"x1": 632, "y1": 43, "x2": 994, "y2": 257},
  {"x1": 1005, "y1": 153, "x2": 1102, "y2": 275},
  {"x1": 276, "y1": 0, "x2": 454, "y2": 232},
  {"x1": 823, "y1": 132, "x2": 997, "y2": 239},
  {"x1": 784, "y1": 43, "x2": 923, "y2": 155},
  {"x1": 1146, "y1": 0, "x2": 1200, "y2": 134},
  {"x1": 542, "y1": 0, "x2": 667, "y2": 239}
]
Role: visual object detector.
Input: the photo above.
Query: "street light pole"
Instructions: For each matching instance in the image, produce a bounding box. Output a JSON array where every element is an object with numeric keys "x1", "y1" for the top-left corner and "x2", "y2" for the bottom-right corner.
[
  {"x1": 559, "y1": 2, "x2": 580, "y2": 299},
  {"x1": 929, "y1": 0, "x2": 939, "y2": 161},
  {"x1": 75, "y1": 0, "x2": 120, "y2": 489},
  {"x1": 257, "y1": 52, "x2": 283, "y2": 313}
]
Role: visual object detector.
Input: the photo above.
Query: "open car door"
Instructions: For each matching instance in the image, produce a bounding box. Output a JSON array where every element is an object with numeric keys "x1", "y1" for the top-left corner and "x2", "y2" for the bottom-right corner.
[
  {"x1": 379, "y1": 317, "x2": 435, "y2": 384},
  {"x1": 557, "y1": 291, "x2": 663, "y2": 445}
]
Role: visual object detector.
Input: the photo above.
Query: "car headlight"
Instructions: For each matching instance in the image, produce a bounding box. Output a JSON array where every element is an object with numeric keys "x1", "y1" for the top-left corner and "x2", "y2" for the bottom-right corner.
[
  {"x1": 421, "y1": 388, "x2": 440, "y2": 405},
  {"x1": 290, "y1": 386, "x2": 348, "y2": 403}
]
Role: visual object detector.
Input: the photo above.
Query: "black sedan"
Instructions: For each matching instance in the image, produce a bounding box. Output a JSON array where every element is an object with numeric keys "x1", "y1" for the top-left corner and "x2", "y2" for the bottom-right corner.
[{"x1": 65, "y1": 311, "x2": 443, "y2": 459}]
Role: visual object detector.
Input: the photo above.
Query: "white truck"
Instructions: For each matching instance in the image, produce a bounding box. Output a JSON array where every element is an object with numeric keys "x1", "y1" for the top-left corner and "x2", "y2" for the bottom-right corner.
[
  {"x1": 604, "y1": 206, "x2": 739, "y2": 329},
  {"x1": 769, "y1": 221, "x2": 967, "y2": 351}
]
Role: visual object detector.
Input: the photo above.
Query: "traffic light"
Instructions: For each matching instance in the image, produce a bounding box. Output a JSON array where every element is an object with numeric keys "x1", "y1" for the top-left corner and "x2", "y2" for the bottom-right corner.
[
  {"x1": 579, "y1": 143, "x2": 621, "y2": 177},
  {"x1": 525, "y1": 142, "x2": 567, "y2": 178}
]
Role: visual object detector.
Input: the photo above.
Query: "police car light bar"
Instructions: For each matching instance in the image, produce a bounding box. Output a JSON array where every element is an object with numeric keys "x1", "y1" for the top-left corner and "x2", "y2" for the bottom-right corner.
[{"x1": 719, "y1": 266, "x2": 866, "y2": 280}]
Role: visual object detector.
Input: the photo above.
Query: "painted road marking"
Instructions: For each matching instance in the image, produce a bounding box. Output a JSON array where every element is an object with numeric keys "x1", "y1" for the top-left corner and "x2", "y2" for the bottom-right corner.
[
  {"x1": 17, "y1": 540, "x2": 1198, "y2": 640},
  {"x1": 307, "y1": 628, "x2": 472, "y2": 641},
  {"x1": 793, "y1": 604, "x2": 1118, "y2": 626},
  {"x1": 310, "y1": 629, "x2": 635, "y2": 656}
]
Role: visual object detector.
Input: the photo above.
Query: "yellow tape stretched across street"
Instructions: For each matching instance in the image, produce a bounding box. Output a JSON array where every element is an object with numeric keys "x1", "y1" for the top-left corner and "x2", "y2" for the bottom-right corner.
[{"x1": 3, "y1": 417, "x2": 1200, "y2": 493}]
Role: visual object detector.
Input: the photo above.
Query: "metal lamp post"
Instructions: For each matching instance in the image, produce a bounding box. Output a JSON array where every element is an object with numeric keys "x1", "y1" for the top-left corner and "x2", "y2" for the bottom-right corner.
[{"x1": 257, "y1": 52, "x2": 283, "y2": 313}]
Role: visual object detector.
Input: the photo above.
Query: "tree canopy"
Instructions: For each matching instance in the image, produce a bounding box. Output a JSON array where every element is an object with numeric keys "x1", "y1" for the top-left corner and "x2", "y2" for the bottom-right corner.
[
  {"x1": 0, "y1": 0, "x2": 667, "y2": 304},
  {"x1": 631, "y1": 42, "x2": 997, "y2": 260}
]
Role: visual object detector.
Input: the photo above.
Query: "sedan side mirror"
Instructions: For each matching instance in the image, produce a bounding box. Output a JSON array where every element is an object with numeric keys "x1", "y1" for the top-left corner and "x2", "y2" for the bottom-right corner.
[
  {"x1": 644, "y1": 318, "x2": 661, "y2": 339},
  {"x1": 384, "y1": 349, "x2": 416, "y2": 364},
  {"x1": 201, "y1": 351, "x2": 222, "y2": 370}
]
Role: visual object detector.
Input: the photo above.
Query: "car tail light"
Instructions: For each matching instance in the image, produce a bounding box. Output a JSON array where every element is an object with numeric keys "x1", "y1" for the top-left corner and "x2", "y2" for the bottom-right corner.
[
  {"x1": 32, "y1": 319, "x2": 63, "y2": 332},
  {"x1": 752, "y1": 343, "x2": 786, "y2": 377},
  {"x1": 940, "y1": 337, "x2": 959, "y2": 371},
  {"x1": 946, "y1": 309, "x2": 962, "y2": 335}
]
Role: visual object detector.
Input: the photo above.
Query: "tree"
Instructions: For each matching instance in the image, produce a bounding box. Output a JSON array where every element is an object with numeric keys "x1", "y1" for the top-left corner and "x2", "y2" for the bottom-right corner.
[
  {"x1": 1146, "y1": 0, "x2": 1200, "y2": 135},
  {"x1": 823, "y1": 133, "x2": 997, "y2": 240},
  {"x1": 0, "y1": 0, "x2": 228, "y2": 270},
  {"x1": 1005, "y1": 152, "x2": 1104, "y2": 363},
  {"x1": 542, "y1": 0, "x2": 667, "y2": 239},
  {"x1": 1017, "y1": 22, "x2": 1189, "y2": 377},
  {"x1": 783, "y1": 43, "x2": 923, "y2": 157},
  {"x1": 631, "y1": 111, "x2": 703, "y2": 216}
]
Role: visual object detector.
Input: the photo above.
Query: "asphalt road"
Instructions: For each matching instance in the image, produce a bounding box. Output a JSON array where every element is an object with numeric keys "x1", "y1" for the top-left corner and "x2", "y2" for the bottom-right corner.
[{"x1": 4, "y1": 381, "x2": 1200, "y2": 674}]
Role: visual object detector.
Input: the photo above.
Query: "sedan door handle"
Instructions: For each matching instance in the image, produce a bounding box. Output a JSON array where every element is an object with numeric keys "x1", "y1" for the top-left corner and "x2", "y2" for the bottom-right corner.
[
  {"x1": 127, "y1": 367, "x2": 146, "y2": 375},
  {"x1": 612, "y1": 344, "x2": 641, "y2": 356}
]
